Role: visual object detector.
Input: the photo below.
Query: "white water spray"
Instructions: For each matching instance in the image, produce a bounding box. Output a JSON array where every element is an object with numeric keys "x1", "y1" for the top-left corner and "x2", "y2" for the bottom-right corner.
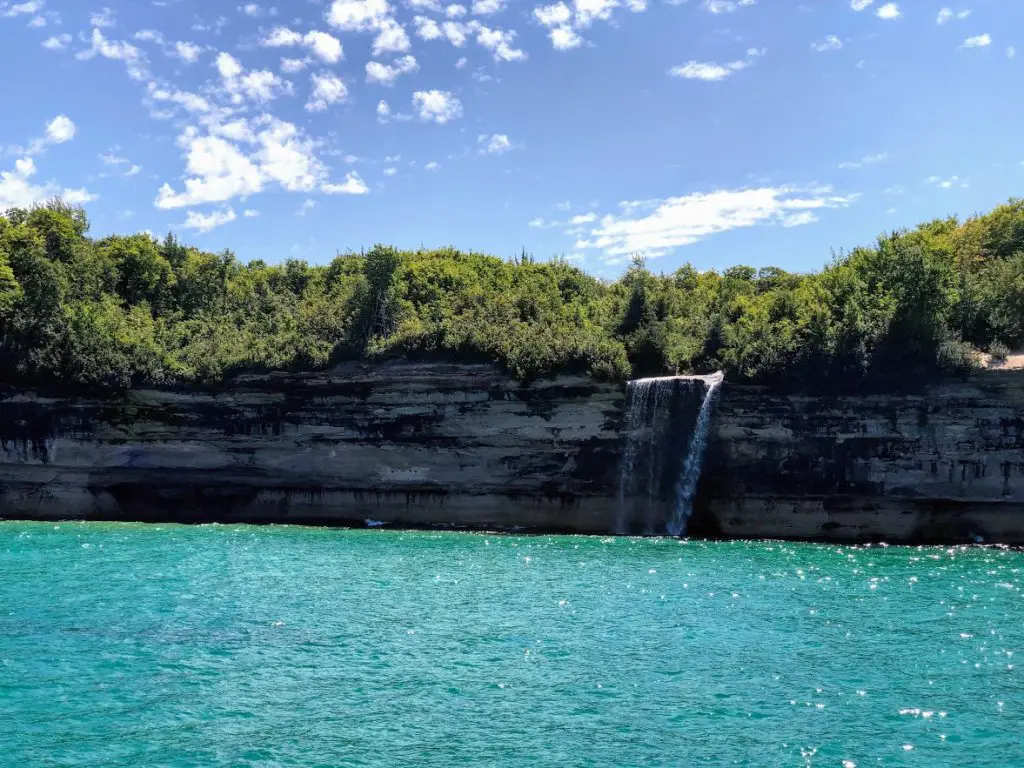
[
  {"x1": 667, "y1": 371, "x2": 724, "y2": 536},
  {"x1": 617, "y1": 372, "x2": 724, "y2": 535}
]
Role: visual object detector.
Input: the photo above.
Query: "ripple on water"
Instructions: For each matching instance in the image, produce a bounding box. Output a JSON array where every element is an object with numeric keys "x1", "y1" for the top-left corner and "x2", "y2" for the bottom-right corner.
[{"x1": 0, "y1": 523, "x2": 1021, "y2": 766}]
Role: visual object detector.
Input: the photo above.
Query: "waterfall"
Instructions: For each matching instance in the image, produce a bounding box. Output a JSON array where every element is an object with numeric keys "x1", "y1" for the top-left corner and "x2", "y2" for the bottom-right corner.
[
  {"x1": 667, "y1": 371, "x2": 723, "y2": 536},
  {"x1": 616, "y1": 372, "x2": 724, "y2": 536}
]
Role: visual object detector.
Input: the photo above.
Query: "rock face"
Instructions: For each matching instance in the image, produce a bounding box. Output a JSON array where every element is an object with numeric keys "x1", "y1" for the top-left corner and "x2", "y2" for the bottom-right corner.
[
  {"x1": 695, "y1": 371, "x2": 1024, "y2": 543},
  {"x1": 0, "y1": 364, "x2": 625, "y2": 532},
  {"x1": 1, "y1": 362, "x2": 1023, "y2": 542}
]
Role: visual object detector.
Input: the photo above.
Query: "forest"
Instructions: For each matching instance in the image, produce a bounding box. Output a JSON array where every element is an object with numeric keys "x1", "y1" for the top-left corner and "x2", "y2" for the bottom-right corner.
[{"x1": 1, "y1": 198, "x2": 1022, "y2": 393}]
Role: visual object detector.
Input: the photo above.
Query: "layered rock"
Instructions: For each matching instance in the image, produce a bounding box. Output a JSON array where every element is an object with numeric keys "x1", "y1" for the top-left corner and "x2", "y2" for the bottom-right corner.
[
  {"x1": 1, "y1": 363, "x2": 1023, "y2": 542},
  {"x1": 0, "y1": 363, "x2": 624, "y2": 532},
  {"x1": 696, "y1": 371, "x2": 1024, "y2": 542}
]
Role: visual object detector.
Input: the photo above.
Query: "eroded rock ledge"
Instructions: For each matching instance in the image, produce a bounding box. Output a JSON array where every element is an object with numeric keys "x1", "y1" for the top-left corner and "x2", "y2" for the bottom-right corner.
[{"x1": 1, "y1": 363, "x2": 1023, "y2": 542}]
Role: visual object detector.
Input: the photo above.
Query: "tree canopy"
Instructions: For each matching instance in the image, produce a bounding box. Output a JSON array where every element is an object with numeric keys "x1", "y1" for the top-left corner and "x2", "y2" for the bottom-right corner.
[{"x1": 2, "y1": 198, "x2": 1023, "y2": 393}]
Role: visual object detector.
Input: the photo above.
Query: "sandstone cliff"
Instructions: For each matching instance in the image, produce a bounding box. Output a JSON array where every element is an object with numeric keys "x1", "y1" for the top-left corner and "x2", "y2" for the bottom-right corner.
[{"x1": 1, "y1": 363, "x2": 1023, "y2": 542}]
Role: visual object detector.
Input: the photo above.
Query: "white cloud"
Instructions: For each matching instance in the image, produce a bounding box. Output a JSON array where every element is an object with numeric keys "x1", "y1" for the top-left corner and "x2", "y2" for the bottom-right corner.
[
  {"x1": 377, "y1": 99, "x2": 391, "y2": 120},
  {"x1": 261, "y1": 28, "x2": 343, "y2": 63},
  {"x1": 850, "y1": 0, "x2": 873, "y2": 9},
  {"x1": 280, "y1": 57, "x2": 307, "y2": 73},
  {"x1": 322, "y1": 171, "x2": 369, "y2": 194},
  {"x1": 90, "y1": 7, "x2": 115, "y2": 27},
  {"x1": 41, "y1": 33, "x2": 70, "y2": 49},
  {"x1": 134, "y1": 29, "x2": 164, "y2": 43},
  {"x1": 146, "y1": 83, "x2": 211, "y2": 114},
  {"x1": 446, "y1": 4, "x2": 467, "y2": 17},
  {"x1": 455, "y1": 56, "x2": 468, "y2": 68},
  {"x1": 441, "y1": 20, "x2": 468, "y2": 45},
  {"x1": 306, "y1": 71, "x2": 348, "y2": 111},
  {"x1": 243, "y1": 208, "x2": 259, "y2": 217},
  {"x1": 425, "y1": 161, "x2": 440, "y2": 170},
  {"x1": 45, "y1": 115, "x2": 75, "y2": 143},
  {"x1": 172, "y1": 41, "x2": 203, "y2": 63},
  {"x1": 573, "y1": 186, "x2": 851, "y2": 261},
  {"x1": 478, "y1": 133, "x2": 512, "y2": 154},
  {"x1": 239, "y1": 3, "x2": 276, "y2": 17},
  {"x1": 373, "y1": 17, "x2": 411, "y2": 55},
  {"x1": 1008, "y1": 46, "x2": 1017, "y2": 59},
  {"x1": 961, "y1": 34, "x2": 991, "y2": 48},
  {"x1": 702, "y1": 0, "x2": 754, "y2": 13},
  {"x1": 549, "y1": 26, "x2": 582, "y2": 49},
  {"x1": 472, "y1": 0, "x2": 504, "y2": 13},
  {"x1": 62, "y1": 188, "x2": 98, "y2": 204},
  {"x1": 669, "y1": 59, "x2": 747, "y2": 81},
  {"x1": 406, "y1": 0, "x2": 440, "y2": 9},
  {"x1": 366, "y1": 54, "x2": 419, "y2": 84},
  {"x1": 413, "y1": 15, "x2": 442, "y2": 39},
  {"x1": 528, "y1": 217, "x2": 547, "y2": 228},
  {"x1": 570, "y1": 212, "x2": 596, "y2": 224},
  {"x1": 383, "y1": 167, "x2": 398, "y2": 176},
  {"x1": 926, "y1": 175, "x2": 968, "y2": 189},
  {"x1": 155, "y1": 116, "x2": 328, "y2": 209},
  {"x1": 471, "y1": 23, "x2": 525, "y2": 61},
  {"x1": 182, "y1": 206, "x2": 237, "y2": 232},
  {"x1": 574, "y1": 0, "x2": 617, "y2": 26},
  {"x1": 327, "y1": 0, "x2": 391, "y2": 31},
  {"x1": 936, "y1": 8, "x2": 969, "y2": 25},
  {"x1": 215, "y1": 52, "x2": 293, "y2": 103},
  {"x1": 412, "y1": 90, "x2": 462, "y2": 123},
  {"x1": 75, "y1": 27, "x2": 149, "y2": 81},
  {"x1": 875, "y1": 3, "x2": 900, "y2": 20},
  {"x1": 533, "y1": 2, "x2": 571, "y2": 26},
  {"x1": 837, "y1": 152, "x2": 888, "y2": 169},
  {"x1": 297, "y1": 198, "x2": 316, "y2": 215},
  {"x1": 1, "y1": 1, "x2": 44, "y2": 18},
  {"x1": 812, "y1": 35, "x2": 842, "y2": 52},
  {"x1": 0, "y1": 152, "x2": 96, "y2": 211},
  {"x1": 124, "y1": 164, "x2": 142, "y2": 177}
]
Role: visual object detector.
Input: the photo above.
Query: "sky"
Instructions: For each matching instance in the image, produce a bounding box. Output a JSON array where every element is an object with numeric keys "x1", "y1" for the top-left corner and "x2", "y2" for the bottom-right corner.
[{"x1": 0, "y1": 0, "x2": 1021, "y2": 276}]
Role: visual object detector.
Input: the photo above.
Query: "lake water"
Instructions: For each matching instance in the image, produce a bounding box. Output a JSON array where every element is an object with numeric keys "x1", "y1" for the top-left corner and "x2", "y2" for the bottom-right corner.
[{"x1": 1, "y1": 522, "x2": 1021, "y2": 766}]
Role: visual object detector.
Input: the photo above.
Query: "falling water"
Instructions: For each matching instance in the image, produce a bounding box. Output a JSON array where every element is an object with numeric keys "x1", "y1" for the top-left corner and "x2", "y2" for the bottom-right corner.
[
  {"x1": 667, "y1": 371, "x2": 724, "y2": 536},
  {"x1": 617, "y1": 372, "x2": 724, "y2": 535}
]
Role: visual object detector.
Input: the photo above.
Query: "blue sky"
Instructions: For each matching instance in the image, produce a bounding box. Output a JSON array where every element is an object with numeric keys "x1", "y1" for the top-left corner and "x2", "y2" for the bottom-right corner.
[{"x1": 1, "y1": 0, "x2": 1021, "y2": 276}]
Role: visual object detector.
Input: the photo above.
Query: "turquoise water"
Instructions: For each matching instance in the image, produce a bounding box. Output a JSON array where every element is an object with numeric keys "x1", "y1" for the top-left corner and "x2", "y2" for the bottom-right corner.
[{"x1": 1, "y1": 523, "x2": 1021, "y2": 767}]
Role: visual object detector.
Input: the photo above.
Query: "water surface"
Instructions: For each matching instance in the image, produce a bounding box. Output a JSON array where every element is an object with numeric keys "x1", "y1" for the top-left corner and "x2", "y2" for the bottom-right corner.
[{"x1": 1, "y1": 522, "x2": 1021, "y2": 766}]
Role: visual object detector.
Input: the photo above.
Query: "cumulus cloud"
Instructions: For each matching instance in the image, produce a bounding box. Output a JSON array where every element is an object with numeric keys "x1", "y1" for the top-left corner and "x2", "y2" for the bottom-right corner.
[
  {"x1": 327, "y1": 0, "x2": 391, "y2": 31},
  {"x1": 215, "y1": 51, "x2": 293, "y2": 103},
  {"x1": 41, "y1": 33, "x2": 70, "y2": 50},
  {"x1": 571, "y1": 186, "x2": 851, "y2": 261},
  {"x1": 182, "y1": 206, "x2": 237, "y2": 232},
  {"x1": 0, "y1": 121, "x2": 94, "y2": 209},
  {"x1": 472, "y1": 0, "x2": 504, "y2": 13},
  {"x1": 412, "y1": 90, "x2": 462, "y2": 123},
  {"x1": 306, "y1": 71, "x2": 348, "y2": 111},
  {"x1": 75, "y1": 27, "x2": 149, "y2": 81},
  {"x1": 322, "y1": 171, "x2": 369, "y2": 194},
  {"x1": 812, "y1": 35, "x2": 842, "y2": 52},
  {"x1": 372, "y1": 17, "x2": 411, "y2": 55},
  {"x1": 261, "y1": 27, "x2": 344, "y2": 63},
  {"x1": 1, "y1": 1, "x2": 45, "y2": 18},
  {"x1": 366, "y1": 54, "x2": 419, "y2": 85},
  {"x1": 936, "y1": 8, "x2": 970, "y2": 25},
  {"x1": 155, "y1": 116, "x2": 339, "y2": 209},
  {"x1": 875, "y1": 3, "x2": 900, "y2": 19},
  {"x1": 90, "y1": 7, "x2": 115, "y2": 27},
  {"x1": 961, "y1": 34, "x2": 991, "y2": 49},
  {"x1": 702, "y1": 0, "x2": 754, "y2": 13},
  {"x1": 45, "y1": 115, "x2": 76, "y2": 144},
  {"x1": 531, "y1": 0, "x2": 645, "y2": 51},
  {"x1": 478, "y1": 133, "x2": 512, "y2": 154},
  {"x1": 172, "y1": 41, "x2": 203, "y2": 63},
  {"x1": 850, "y1": 0, "x2": 873, "y2": 9},
  {"x1": 425, "y1": 161, "x2": 440, "y2": 170},
  {"x1": 377, "y1": 99, "x2": 391, "y2": 120},
  {"x1": 669, "y1": 60, "x2": 747, "y2": 81}
]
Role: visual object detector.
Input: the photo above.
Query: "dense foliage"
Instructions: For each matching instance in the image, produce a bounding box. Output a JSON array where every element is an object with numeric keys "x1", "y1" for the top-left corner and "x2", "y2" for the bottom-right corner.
[{"x1": 2, "y1": 198, "x2": 1023, "y2": 393}]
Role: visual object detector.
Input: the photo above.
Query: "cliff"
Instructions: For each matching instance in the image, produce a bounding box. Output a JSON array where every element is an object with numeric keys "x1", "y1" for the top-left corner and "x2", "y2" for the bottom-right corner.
[
  {"x1": 0, "y1": 364, "x2": 625, "y2": 532},
  {"x1": 1, "y1": 363, "x2": 1023, "y2": 542},
  {"x1": 695, "y1": 371, "x2": 1024, "y2": 543}
]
